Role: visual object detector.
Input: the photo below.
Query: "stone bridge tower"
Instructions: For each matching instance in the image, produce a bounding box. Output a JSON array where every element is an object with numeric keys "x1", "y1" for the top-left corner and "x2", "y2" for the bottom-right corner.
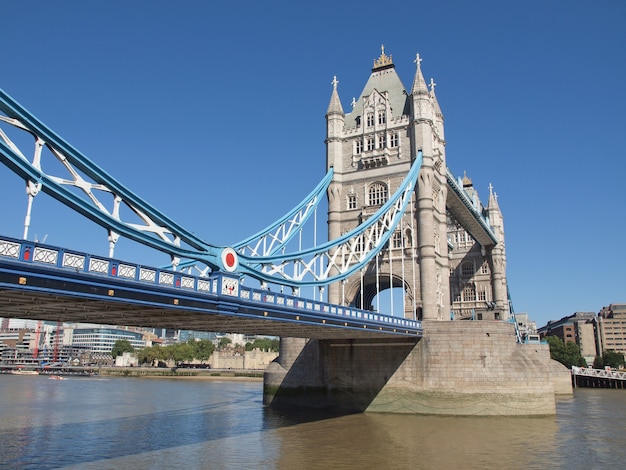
[
  {"x1": 325, "y1": 47, "x2": 508, "y2": 322},
  {"x1": 264, "y1": 49, "x2": 560, "y2": 417}
]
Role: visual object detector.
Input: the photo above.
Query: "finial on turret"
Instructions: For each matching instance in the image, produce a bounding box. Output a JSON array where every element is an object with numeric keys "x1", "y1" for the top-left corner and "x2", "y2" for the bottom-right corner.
[
  {"x1": 373, "y1": 44, "x2": 393, "y2": 69},
  {"x1": 462, "y1": 170, "x2": 473, "y2": 187},
  {"x1": 414, "y1": 53, "x2": 423, "y2": 69},
  {"x1": 332, "y1": 75, "x2": 339, "y2": 90},
  {"x1": 429, "y1": 78, "x2": 436, "y2": 93}
]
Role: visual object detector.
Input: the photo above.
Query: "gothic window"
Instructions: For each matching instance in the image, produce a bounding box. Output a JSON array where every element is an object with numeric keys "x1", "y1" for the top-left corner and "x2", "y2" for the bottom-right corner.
[
  {"x1": 390, "y1": 133, "x2": 399, "y2": 147},
  {"x1": 404, "y1": 228, "x2": 413, "y2": 247},
  {"x1": 367, "y1": 113, "x2": 374, "y2": 127},
  {"x1": 462, "y1": 284, "x2": 476, "y2": 302},
  {"x1": 481, "y1": 263, "x2": 489, "y2": 274},
  {"x1": 348, "y1": 194, "x2": 357, "y2": 210},
  {"x1": 461, "y1": 261, "x2": 474, "y2": 277},
  {"x1": 477, "y1": 287, "x2": 486, "y2": 301},
  {"x1": 368, "y1": 183, "x2": 388, "y2": 206},
  {"x1": 378, "y1": 111, "x2": 386, "y2": 124},
  {"x1": 355, "y1": 140, "x2": 363, "y2": 154},
  {"x1": 377, "y1": 134, "x2": 385, "y2": 149},
  {"x1": 367, "y1": 138, "x2": 375, "y2": 151},
  {"x1": 392, "y1": 231, "x2": 402, "y2": 249}
]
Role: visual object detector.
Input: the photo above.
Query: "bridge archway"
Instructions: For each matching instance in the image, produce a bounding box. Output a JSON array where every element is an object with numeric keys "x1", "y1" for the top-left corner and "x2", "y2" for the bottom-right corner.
[{"x1": 344, "y1": 273, "x2": 416, "y2": 319}]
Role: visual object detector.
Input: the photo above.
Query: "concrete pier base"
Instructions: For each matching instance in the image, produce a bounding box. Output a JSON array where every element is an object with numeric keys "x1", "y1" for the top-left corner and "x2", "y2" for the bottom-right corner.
[{"x1": 264, "y1": 321, "x2": 571, "y2": 416}]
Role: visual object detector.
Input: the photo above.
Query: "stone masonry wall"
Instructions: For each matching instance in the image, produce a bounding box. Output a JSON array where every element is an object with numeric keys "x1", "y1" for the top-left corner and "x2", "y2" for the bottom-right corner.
[{"x1": 264, "y1": 321, "x2": 571, "y2": 416}]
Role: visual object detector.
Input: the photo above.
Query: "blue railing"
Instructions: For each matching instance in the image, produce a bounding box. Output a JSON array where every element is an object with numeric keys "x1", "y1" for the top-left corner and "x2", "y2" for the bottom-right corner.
[{"x1": 0, "y1": 235, "x2": 422, "y2": 334}]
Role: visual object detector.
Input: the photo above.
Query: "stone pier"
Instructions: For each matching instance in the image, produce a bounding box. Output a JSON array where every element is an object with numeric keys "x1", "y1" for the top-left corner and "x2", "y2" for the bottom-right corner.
[{"x1": 264, "y1": 321, "x2": 572, "y2": 416}]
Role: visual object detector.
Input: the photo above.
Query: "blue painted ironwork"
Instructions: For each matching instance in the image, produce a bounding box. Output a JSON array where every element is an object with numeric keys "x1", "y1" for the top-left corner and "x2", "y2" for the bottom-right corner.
[
  {"x1": 233, "y1": 168, "x2": 333, "y2": 257},
  {"x1": 235, "y1": 152, "x2": 423, "y2": 286},
  {"x1": 0, "y1": 235, "x2": 422, "y2": 336},
  {"x1": 0, "y1": 88, "x2": 229, "y2": 270}
]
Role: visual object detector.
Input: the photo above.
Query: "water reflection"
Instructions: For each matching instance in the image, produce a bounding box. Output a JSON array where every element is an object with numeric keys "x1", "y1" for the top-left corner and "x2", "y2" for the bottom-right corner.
[{"x1": 0, "y1": 376, "x2": 624, "y2": 470}]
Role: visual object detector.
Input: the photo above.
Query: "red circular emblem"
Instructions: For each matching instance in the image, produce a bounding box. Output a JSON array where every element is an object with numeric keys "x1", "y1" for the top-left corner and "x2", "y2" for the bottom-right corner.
[
  {"x1": 221, "y1": 248, "x2": 238, "y2": 272},
  {"x1": 225, "y1": 252, "x2": 235, "y2": 268}
]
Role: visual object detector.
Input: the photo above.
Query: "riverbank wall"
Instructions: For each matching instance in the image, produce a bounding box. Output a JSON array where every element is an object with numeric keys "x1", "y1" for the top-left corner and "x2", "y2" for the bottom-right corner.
[
  {"x1": 99, "y1": 367, "x2": 263, "y2": 379},
  {"x1": 264, "y1": 320, "x2": 571, "y2": 416}
]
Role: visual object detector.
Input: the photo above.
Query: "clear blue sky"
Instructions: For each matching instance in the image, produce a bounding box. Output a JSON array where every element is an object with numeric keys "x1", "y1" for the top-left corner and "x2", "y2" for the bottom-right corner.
[{"x1": 1, "y1": 1, "x2": 624, "y2": 328}]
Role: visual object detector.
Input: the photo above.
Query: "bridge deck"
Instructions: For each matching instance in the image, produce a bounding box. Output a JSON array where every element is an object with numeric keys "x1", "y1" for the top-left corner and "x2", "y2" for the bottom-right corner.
[{"x1": 0, "y1": 237, "x2": 422, "y2": 340}]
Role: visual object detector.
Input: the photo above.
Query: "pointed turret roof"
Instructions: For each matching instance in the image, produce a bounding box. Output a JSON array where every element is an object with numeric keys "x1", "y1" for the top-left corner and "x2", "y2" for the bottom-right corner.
[
  {"x1": 429, "y1": 77, "x2": 443, "y2": 118},
  {"x1": 487, "y1": 183, "x2": 500, "y2": 211},
  {"x1": 410, "y1": 53, "x2": 429, "y2": 96},
  {"x1": 326, "y1": 75, "x2": 344, "y2": 117},
  {"x1": 344, "y1": 46, "x2": 409, "y2": 128}
]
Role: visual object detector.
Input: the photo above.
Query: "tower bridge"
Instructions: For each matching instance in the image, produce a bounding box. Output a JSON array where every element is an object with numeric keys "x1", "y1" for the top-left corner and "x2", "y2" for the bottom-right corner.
[{"x1": 0, "y1": 47, "x2": 570, "y2": 416}]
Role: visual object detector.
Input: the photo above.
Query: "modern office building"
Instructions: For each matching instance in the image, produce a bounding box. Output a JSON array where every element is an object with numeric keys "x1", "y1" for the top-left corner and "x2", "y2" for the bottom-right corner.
[
  {"x1": 596, "y1": 304, "x2": 626, "y2": 356},
  {"x1": 69, "y1": 327, "x2": 146, "y2": 354}
]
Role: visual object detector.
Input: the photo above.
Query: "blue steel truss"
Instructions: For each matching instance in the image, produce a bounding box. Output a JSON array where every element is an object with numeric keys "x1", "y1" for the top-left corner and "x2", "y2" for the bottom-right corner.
[
  {"x1": 236, "y1": 153, "x2": 423, "y2": 286},
  {"x1": 0, "y1": 88, "x2": 227, "y2": 270},
  {"x1": 0, "y1": 87, "x2": 422, "y2": 289}
]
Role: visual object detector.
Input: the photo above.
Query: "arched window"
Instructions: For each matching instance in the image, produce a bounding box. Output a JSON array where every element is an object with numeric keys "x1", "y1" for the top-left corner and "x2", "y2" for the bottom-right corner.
[
  {"x1": 404, "y1": 228, "x2": 413, "y2": 247},
  {"x1": 368, "y1": 183, "x2": 388, "y2": 206}
]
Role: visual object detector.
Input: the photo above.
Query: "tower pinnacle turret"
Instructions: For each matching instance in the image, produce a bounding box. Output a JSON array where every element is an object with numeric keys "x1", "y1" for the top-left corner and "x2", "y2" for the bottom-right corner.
[
  {"x1": 411, "y1": 53, "x2": 429, "y2": 96},
  {"x1": 326, "y1": 76, "x2": 344, "y2": 117}
]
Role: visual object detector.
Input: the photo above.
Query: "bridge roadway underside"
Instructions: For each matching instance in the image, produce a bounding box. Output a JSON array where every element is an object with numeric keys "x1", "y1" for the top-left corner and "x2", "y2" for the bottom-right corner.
[{"x1": 0, "y1": 263, "x2": 417, "y2": 340}]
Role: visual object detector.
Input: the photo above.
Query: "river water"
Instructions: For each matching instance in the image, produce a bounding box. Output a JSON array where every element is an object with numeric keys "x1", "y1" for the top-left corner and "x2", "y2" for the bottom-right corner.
[{"x1": 0, "y1": 375, "x2": 624, "y2": 469}]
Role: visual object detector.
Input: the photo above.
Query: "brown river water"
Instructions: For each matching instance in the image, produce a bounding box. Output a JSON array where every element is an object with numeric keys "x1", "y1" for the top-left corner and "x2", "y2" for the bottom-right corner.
[{"x1": 0, "y1": 374, "x2": 624, "y2": 469}]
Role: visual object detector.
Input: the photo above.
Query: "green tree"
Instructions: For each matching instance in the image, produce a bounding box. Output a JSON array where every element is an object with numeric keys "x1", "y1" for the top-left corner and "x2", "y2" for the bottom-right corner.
[
  {"x1": 545, "y1": 336, "x2": 587, "y2": 368},
  {"x1": 246, "y1": 338, "x2": 279, "y2": 352},
  {"x1": 170, "y1": 342, "x2": 195, "y2": 365},
  {"x1": 191, "y1": 339, "x2": 215, "y2": 363},
  {"x1": 218, "y1": 337, "x2": 232, "y2": 349},
  {"x1": 111, "y1": 339, "x2": 134, "y2": 358},
  {"x1": 137, "y1": 345, "x2": 164, "y2": 366},
  {"x1": 595, "y1": 350, "x2": 625, "y2": 369}
]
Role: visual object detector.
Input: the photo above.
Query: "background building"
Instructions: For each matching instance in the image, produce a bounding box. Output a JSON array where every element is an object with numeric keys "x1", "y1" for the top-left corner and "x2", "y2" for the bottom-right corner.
[
  {"x1": 596, "y1": 304, "x2": 626, "y2": 356},
  {"x1": 538, "y1": 307, "x2": 626, "y2": 365}
]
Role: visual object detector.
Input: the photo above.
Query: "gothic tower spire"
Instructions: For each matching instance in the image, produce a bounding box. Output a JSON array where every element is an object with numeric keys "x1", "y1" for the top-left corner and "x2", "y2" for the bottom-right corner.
[
  {"x1": 411, "y1": 53, "x2": 429, "y2": 96},
  {"x1": 326, "y1": 75, "x2": 344, "y2": 117}
]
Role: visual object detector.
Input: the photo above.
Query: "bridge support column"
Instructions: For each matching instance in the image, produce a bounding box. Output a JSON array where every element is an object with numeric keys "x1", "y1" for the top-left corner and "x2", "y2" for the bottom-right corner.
[
  {"x1": 263, "y1": 337, "x2": 326, "y2": 408},
  {"x1": 263, "y1": 322, "x2": 571, "y2": 416}
]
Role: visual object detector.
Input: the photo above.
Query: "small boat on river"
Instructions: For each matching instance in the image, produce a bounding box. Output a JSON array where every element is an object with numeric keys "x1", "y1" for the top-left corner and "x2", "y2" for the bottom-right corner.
[{"x1": 10, "y1": 369, "x2": 39, "y2": 375}]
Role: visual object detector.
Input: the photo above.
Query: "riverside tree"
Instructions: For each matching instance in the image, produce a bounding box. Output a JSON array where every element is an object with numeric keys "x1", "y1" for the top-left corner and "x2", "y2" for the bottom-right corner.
[
  {"x1": 111, "y1": 339, "x2": 134, "y2": 358},
  {"x1": 545, "y1": 336, "x2": 587, "y2": 368},
  {"x1": 593, "y1": 350, "x2": 625, "y2": 369},
  {"x1": 245, "y1": 338, "x2": 279, "y2": 352}
]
